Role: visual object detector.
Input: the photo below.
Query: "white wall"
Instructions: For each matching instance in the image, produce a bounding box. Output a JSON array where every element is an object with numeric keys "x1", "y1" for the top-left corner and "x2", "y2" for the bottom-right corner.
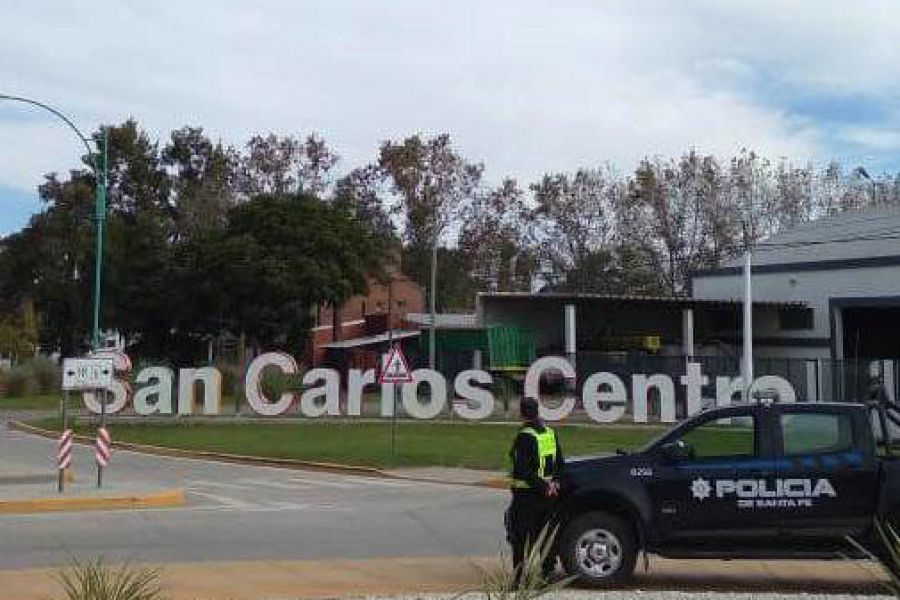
[{"x1": 693, "y1": 264, "x2": 900, "y2": 359}]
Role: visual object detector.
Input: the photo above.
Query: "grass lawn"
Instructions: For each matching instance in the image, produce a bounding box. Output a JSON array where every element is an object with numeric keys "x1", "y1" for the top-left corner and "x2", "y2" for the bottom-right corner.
[
  {"x1": 29, "y1": 419, "x2": 668, "y2": 470},
  {"x1": 0, "y1": 394, "x2": 62, "y2": 411}
]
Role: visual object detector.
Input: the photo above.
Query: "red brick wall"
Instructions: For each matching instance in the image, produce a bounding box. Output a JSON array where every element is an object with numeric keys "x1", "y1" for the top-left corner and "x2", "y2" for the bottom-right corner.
[{"x1": 306, "y1": 275, "x2": 424, "y2": 366}]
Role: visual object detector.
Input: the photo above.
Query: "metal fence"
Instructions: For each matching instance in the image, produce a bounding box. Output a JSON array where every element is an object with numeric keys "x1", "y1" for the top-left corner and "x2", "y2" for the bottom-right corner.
[{"x1": 419, "y1": 348, "x2": 900, "y2": 406}]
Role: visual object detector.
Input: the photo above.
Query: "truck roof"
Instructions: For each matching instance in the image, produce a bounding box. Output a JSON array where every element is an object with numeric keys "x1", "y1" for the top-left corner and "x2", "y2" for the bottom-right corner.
[{"x1": 702, "y1": 401, "x2": 867, "y2": 416}]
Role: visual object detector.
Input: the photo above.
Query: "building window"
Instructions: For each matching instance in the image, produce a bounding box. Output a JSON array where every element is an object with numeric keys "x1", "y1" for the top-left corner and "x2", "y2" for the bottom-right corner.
[{"x1": 778, "y1": 307, "x2": 814, "y2": 330}]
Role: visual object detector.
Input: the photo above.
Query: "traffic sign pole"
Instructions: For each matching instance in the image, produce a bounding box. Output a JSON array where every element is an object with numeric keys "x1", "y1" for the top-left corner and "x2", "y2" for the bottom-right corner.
[
  {"x1": 391, "y1": 381, "x2": 398, "y2": 459},
  {"x1": 97, "y1": 387, "x2": 106, "y2": 488},
  {"x1": 59, "y1": 356, "x2": 115, "y2": 491},
  {"x1": 58, "y1": 391, "x2": 69, "y2": 494},
  {"x1": 379, "y1": 344, "x2": 412, "y2": 461}
]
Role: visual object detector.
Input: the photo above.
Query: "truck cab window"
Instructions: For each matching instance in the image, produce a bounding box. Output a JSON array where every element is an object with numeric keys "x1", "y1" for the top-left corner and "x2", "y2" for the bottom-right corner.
[
  {"x1": 675, "y1": 415, "x2": 756, "y2": 460},
  {"x1": 780, "y1": 413, "x2": 853, "y2": 456}
]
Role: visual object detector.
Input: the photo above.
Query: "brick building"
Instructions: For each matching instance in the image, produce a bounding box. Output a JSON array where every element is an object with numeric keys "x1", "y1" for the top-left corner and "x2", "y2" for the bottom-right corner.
[{"x1": 307, "y1": 268, "x2": 424, "y2": 368}]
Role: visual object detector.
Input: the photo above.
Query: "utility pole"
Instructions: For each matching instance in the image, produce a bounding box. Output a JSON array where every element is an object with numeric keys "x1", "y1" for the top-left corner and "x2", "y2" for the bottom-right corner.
[{"x1": 429, "y1": 235, "x2": 437, "y2": 370}]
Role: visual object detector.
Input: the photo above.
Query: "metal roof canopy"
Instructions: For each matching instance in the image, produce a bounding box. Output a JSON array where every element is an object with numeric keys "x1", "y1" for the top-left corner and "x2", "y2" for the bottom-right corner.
[
  {"x1": 477, "y1": 292, "x2": 806, "y2": 309},
  {"x1": 322, "y1": 329, "x2": 420, "y2": 350},
  {"x1": 702, "y1": 204, "x2": 900, "y2": 272},
  {"x1": 405, "y1": 312, "x2": 478, "y2": 329}
]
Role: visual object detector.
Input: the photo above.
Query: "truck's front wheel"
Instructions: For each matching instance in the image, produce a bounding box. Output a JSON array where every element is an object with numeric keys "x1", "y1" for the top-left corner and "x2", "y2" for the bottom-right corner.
[{"x1": 559, "y1": 511, "x2": 637, "y2": 587}]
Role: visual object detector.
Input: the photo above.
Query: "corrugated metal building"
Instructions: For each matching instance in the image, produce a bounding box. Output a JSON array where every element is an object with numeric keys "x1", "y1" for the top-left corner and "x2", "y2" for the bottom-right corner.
[{"x1": 693, "y1": 205, "x2": 900, "y2": 400}]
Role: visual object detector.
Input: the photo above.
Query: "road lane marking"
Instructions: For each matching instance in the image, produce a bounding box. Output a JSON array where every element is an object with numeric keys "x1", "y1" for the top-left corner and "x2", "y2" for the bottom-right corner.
[
  {"x1": 283, "y1": 476, "x2": 358, "y2": 489},
  {"x1": 338, "y1": 477, "x2": 413, "y2": 488},
  {"x1": 236, "y1": 477, "x2": 351, "y2": 491},
  {"x1": 189, "y1": 490, "x2": 255, "y2": 509}
]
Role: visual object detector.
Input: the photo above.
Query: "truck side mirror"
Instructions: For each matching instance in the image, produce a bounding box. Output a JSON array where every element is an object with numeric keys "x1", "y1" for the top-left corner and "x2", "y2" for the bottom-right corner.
[{"x1": 661, "y1": 440, "x2": 693, "y2": 464}]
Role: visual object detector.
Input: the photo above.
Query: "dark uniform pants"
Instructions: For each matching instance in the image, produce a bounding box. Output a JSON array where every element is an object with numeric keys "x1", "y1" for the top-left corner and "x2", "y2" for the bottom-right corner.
[{"x1": 505, "y1": 492, "x2": 555, "y2": 575}]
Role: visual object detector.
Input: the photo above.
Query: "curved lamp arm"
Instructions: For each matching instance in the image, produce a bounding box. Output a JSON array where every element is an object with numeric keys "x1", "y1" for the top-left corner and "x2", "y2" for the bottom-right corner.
[{"x1": 0, "y1": 93, "x2": 100, "y2": 174}]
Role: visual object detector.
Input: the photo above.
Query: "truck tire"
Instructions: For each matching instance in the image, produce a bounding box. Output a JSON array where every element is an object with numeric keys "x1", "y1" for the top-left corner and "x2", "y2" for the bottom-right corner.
[{"x1": 559, "y1": 511, "x2": 637, "y2": 587}]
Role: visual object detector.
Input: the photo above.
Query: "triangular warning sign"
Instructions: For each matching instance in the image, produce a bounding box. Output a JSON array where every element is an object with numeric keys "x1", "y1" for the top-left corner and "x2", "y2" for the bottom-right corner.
[{"x1": 379, "y1": 345, "x2": 413, "y2": 384}]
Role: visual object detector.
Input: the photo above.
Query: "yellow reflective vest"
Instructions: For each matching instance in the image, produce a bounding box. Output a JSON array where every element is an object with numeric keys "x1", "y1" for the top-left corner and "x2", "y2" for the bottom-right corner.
[{"x1": 508, "y1": 426, "x2": 557, "y2": 490}]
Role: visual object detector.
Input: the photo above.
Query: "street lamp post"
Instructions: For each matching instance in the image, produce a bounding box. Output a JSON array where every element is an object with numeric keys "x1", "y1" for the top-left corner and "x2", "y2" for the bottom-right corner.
[
  {"x1": 855, "y1": 166, "x2": 876, "y2": 205},
  {"x1": 741, "y1": 192, "x2": 754, "y2": 404},
  {"x1": 0, "y1": 94, "x2": 108, "y2": 351},
  {"x1": 429, "y1": 232, "x2": 437, "y2": 370}
]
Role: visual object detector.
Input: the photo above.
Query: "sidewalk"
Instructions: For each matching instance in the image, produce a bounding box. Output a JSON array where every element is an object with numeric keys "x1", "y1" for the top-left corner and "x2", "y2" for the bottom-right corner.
[{"x1": 0, "y1": 556, "x2": 889, "y2": 600}]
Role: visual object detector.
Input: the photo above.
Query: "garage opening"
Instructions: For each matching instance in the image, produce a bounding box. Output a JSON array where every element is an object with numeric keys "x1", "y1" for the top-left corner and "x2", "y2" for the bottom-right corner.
[{"x1": 842, "y1": 306, "x2": 900, "y2": 360}]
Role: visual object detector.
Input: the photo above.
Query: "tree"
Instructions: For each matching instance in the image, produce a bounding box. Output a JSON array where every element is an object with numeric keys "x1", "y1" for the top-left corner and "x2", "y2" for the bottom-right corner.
[
  {"x1": 459, "y1": 178, "x2": 533, "y2": 292},
  {"x1": 332, "y1": 165, "x2": 396, "y2": 239},
  {"x1": 213, "y1": 194, "x2": 387, "y2": 350},
  {"x1": 240, "y1": 133, "x2": 339, "y2": 198},
  {"x1": 93, "y1": 122, "x2": 174, "y2": 353},
  {"x1": 101, "y1": 120, "x2": 171, "y2": 218},
  {"x1": 529, "y1": 167, "x2": 622, "y2": 292},
  {"x1": 401, "y1": 246, "x2": 477, "y2": 311},
  {"x1": 378, "y1": 133, "x2": 483, "y2": 312},
  {"x1": 163, "y1": 126, "x2": 239, "y2": 239},
  {"x1": 626, "y1": 153, "x2": 730, "y2": 295},
  {"x1": 0, "y1": 299, "x2": 39, "y2": 360},
  {"x1": 378, "y1": 133, "x2": 483, "y2": 249},
  {"x1": 299, "y1": 133, "x2": 339, "y2": 197},
  {"x1": 773, "y1": 160, "x2": 814, "y2": 229},
  {"x1": 25, "y1": 170, "x2": 96, "y2": 355}
]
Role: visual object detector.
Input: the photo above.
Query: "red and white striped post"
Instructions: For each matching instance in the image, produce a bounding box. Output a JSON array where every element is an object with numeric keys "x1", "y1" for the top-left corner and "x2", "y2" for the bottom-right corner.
[
  {"x1": 95, "y1": 426, "x2": 111, "y2": 487},
  {"x1": 57, "y1": 429, "x2": 73, "y2": 493}
]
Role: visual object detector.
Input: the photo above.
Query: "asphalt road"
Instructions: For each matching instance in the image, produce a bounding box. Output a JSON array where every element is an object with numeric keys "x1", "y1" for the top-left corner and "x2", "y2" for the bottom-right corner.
[{"x1": 0, "y1": 419, "x2": 506, "y2": 570}]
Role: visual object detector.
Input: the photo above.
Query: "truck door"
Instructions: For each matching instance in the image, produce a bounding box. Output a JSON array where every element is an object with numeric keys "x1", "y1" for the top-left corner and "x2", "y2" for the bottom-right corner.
[
  {"x1": 647, "y1": 409, "x2": 780, "y2": 546},
  {"x1": 775, "y1": 407, "x2": 878, "y2": 542}
]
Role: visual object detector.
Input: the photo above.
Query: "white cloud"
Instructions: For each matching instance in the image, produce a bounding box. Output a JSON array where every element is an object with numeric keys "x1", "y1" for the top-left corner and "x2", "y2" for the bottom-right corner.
[
  {"x1": 0, "y1": 0, "x2": 897, "y2": 213},
  {"x1": 840, "y1": 126, "x2": 900, "y2": 151}
]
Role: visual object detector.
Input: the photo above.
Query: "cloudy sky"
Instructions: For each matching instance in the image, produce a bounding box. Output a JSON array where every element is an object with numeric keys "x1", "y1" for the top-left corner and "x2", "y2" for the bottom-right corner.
[{"x1": 2, "y1": 1, "x2": 899, "y2": 233}]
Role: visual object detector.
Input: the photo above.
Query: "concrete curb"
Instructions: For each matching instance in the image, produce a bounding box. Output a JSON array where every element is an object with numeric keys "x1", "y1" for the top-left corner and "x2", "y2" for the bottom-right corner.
[
  {"x1": 0, "y1": 487, "x2": 185, "y2": 514},
  {"x1": 0, "y1": 470, "x2": 73, "y2": 485},
  {"x1": 8, "y1": 420, "x2": 505, "y2": 490}
]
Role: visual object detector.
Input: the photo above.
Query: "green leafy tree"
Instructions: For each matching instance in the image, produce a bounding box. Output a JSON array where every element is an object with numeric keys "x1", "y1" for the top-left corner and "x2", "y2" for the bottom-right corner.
[
  {"x1": 163, "y1": 126, "x2": 240, "y2": 240},
  {"x1": 209, "y1": 194, "x2": 387, "y2": 351}
]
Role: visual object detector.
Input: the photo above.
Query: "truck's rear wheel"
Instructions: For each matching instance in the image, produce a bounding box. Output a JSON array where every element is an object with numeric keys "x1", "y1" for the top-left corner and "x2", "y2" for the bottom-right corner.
[{"x1": 560, "y1": 511, "x2": 637, "y2": 587}]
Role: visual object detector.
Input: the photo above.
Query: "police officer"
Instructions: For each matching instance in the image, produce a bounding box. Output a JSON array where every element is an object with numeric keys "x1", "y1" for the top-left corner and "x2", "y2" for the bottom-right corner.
[{"x1": 506, "y1": 396, "x2": 564, "y2": 577}]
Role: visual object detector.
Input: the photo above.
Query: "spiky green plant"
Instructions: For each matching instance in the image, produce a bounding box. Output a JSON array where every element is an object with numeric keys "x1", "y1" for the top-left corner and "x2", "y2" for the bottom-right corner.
[
  {"x1": 847, "y1": 519, "x2": 900, "y2": 596},
  {"x1": 471, "y1": 524, "x2": 574, "y2": 600},
  {"x1": 56, "y1": 558, "x2": 169, "y2": 600}
]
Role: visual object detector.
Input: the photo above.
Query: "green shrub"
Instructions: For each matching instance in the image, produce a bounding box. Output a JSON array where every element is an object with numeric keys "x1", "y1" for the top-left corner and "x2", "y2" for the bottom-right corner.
[
  {"x1": 475, "y1": 524, "x2": 572, "y2": 600},
  {"x1": 30, "y1": 355, "x2": 60, "y2": 391},
  {"x1": 56, "y1": 558, "x2": 169, "y2": 600},
  {"x1": 0, "y1": 356, "x2": 60, "y2": 397},
  {"x1": 2, "y1": 366, "x2": 40, "y2": 397},
  {"x1": 848, "y1": 520, "x2": 900, "y2": 596},
  {"x1": 259, "y1": 364, "x2": 301, "y2": 403}
]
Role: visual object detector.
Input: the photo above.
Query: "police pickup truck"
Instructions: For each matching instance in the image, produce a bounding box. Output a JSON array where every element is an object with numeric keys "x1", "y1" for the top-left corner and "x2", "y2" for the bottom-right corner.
[{"x1": 555, "y1": 400, "x2": 900, "y2": 586}]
